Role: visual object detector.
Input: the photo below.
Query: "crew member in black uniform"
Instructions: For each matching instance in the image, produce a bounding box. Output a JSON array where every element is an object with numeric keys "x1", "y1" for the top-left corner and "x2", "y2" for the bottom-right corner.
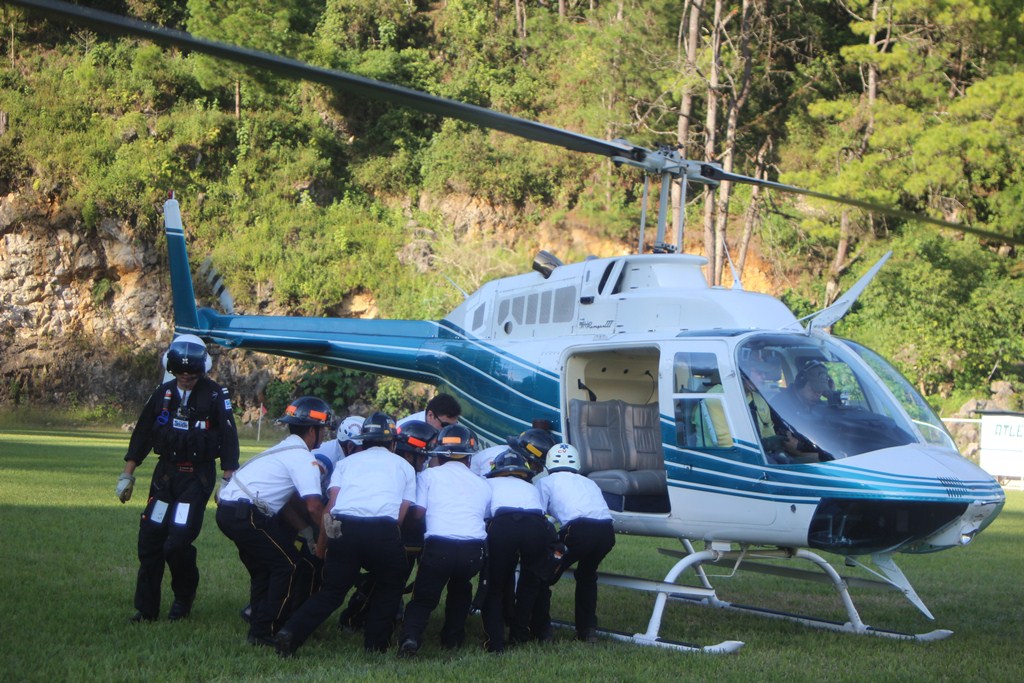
[{"x1": 116, "y1": 335, "x2": 239, "y2": 623}]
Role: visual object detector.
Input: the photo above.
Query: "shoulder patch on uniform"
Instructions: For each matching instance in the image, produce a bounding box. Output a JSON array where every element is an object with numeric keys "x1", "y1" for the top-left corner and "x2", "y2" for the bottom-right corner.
[{"x1": 224, "y1": 397, "x2": 233, "y2": 410}]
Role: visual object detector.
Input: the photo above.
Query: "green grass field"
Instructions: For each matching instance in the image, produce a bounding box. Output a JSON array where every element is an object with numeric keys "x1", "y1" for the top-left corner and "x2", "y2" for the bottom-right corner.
[{"x1": 1, "y1": 428, "x2": 1021, "y2": 682}]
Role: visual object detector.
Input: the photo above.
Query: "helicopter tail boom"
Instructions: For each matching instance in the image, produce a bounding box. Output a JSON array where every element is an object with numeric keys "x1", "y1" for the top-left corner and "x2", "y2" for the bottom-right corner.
[
  {"x1": 164, "y1": 197, "x2": 443, "y2": 385},
  {"x1": 190, "y1": 309, "x2": 439, "y2": 380}
]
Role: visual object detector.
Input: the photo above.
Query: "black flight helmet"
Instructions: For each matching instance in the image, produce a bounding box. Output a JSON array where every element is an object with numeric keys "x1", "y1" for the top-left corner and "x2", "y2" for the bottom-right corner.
[
  {"x1": 360, "y1": 412, "x2": 398, "y2": 447},
  {"x1": 486, "y1": 449, "x2": 534, "y2": 481},
  {"x1": 165, "y1": 338, "x2": 209, "y2": 376}
]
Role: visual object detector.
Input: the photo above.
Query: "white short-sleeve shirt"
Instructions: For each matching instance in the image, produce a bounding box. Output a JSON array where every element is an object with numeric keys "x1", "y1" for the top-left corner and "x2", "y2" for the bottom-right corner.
[
  {"x1": 328, "y1": 446, "x2": 416, "y2": 521},
  {"x1": 219, "y1": 434, "x2": 321, "y2": 515},
  {"x1": 416, "y1": 460, "x2": 491, "y2": 541},
  {"x1": 470, "y1": 445, "x2": 507, "y2": 478},
  {"x1": 486, "y1": 476, "x2": 544, "y2": 516},
  {"x1": 535, "y1": 470, "x2": 613, "y2": 526}
]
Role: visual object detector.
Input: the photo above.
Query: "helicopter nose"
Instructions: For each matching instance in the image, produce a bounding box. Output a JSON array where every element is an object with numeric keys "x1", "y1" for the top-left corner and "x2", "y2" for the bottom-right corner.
[
  {"x1": 912, "y1": 498, "x2": 1004, "y2": 551},
  {"x1": 806, "y1": 444, "x2": 1005, "y2": 554},
  {"x1": 807, "y1": 497, "x2": 970, "y2": 555}
]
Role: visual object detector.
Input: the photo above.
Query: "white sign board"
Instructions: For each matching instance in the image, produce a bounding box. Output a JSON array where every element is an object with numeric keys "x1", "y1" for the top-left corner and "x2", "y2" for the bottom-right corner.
[{"x1": 980, "y1": 413, "x2": 1024, "y2": 481}]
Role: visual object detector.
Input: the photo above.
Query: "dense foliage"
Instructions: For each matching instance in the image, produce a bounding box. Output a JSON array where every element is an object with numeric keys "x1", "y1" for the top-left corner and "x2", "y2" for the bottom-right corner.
[{"x1": 1, "y1": 0, "x2": 1021, "y2": 409}]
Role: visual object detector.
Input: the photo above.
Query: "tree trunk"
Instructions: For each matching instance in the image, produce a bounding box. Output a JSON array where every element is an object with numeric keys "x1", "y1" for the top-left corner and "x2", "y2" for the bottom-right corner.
[
  {"x1": 824, "y1": 210, "x2": 851, "y2": 307},
  {"x1": 712, "y1": 0, "x2": 755, "y2": 285},
  {"x1": 234, "y1": 79, "x2": 241, "y2": 120},
  {"x1": 738, "y1": 137, "x2": 771, "y2": 277},
  {"x1": 673, "y1": 0, "x2": 704, "y2": 250},
  {"x1": 702, "y1": 0, "x2": 723, "y2": 285},
  {"x1": 861, "y1": 0, "x2": 879, "y2": 150}
]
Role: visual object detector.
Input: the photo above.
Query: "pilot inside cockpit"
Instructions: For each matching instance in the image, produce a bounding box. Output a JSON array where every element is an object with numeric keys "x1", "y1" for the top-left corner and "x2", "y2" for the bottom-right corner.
[
  {"x1": 772, "y1": 361, "x2": 836, "y2": 463},
  {"x1": 737, "y1": 336, "x2": 925, "y2": 463},
  {"x1": 785, "y1": 361, "x2": 835, "y2": 410}
]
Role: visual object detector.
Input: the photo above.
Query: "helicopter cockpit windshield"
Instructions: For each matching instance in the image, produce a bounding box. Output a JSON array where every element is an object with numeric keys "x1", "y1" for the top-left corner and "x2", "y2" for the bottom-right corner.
[{"x1": 736, "y1": 334, "x2": 952, "y2": 463}]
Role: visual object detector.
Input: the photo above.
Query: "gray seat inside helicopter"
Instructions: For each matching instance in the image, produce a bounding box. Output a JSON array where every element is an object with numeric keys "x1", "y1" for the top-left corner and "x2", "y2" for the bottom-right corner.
[{"x1": 568, "y1": 398, "x2": 670, "y2": 513}]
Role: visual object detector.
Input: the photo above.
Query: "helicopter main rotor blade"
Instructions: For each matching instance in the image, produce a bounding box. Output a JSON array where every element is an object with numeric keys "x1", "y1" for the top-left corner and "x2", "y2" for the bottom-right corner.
[
  {"x1": 9, "y1": 0, "x2": 647, "y2": 163},
  {"x1": 701, "y1": 165, "x2": 1020, "y2": 244},
  {"x1": 10, "y1": 0, "x2": 1022, "y2": 245}
]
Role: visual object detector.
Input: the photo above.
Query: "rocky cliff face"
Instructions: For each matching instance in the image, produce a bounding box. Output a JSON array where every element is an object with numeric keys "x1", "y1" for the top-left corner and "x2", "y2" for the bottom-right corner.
[
  {"x1": 0, "y1": 188, "x2": 646, "y2": 418},
  {"x1": 2, "y1": 192, "x2": 167, "y2": 409},
  {"x1": 0, "y1": 189, "x2": 552, "y2": 419},
  {"x1": 0, "y1": 192, "x2": 284, "y2": 416}
]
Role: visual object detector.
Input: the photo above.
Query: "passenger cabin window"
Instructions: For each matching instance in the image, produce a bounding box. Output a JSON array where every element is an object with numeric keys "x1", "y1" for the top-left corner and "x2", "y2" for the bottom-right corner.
[
  {"x1": 471, "y1": 304, "x2": 486, "y2": 332},
  {"x1": 496, "y1": 286, "x2": 577, "y2": 334},
  {"x1": 672, "y1": 352, "x2": 733, "y2": 449}
]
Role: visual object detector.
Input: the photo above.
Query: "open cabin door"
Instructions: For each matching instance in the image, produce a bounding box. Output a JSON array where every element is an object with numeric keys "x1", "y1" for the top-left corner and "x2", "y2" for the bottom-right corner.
[{"x1": 562, "y1": 345, "x2": 671, "y2": 513}]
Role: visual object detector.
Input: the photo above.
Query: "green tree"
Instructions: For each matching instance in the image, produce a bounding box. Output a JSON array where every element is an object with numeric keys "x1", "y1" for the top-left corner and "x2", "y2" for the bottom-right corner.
[{"x1": 186, "y1": 0, "x2": 312, "y2": 116}]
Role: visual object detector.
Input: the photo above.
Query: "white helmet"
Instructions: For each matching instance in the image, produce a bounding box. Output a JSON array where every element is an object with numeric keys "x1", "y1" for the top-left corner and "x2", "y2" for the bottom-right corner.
[
  {"x1": 161, "y1": 334, "x2": 212, "y2": 373},
  {"x1": 336, "y1": 416, "x2": 364, "y2": 445},
  {"x1": 546, "y1": 442, "x2": 580, "y2": 472}
]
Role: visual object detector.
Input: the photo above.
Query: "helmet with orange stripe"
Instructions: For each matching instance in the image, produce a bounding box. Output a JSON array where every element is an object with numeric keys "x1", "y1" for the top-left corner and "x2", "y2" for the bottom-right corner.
[
  {"x1": 430, "y1": 424, "x2": 478, "y2": 461},
  {"x1": 396, "y1": 420, "x2": 438, "y2": 470},
  {"x1": 278, "y1": 396, "x2": 335, "y2": 427}
]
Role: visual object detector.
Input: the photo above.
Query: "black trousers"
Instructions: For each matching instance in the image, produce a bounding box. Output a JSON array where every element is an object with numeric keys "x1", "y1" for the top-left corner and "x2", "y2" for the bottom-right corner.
[
  {"x1": 338, "y1": 514, "x2": 426, "y2": 630},
  {"x1": 215, "y1": 502, "x2": 314, "y2": 640},
  {"x1": 481, "y1": 512, "x2": 551, "y2": 651},
  {"x1": 553, "y1": 519, "x2": 616, "y2": 632},
  {"x1": 400, "y1": 537, "x2": 485, "y2": 649},
  {"x1": 282, "y1": 516, "x2": 407, "y2": 653},
  {"x1": 134, "y1": 459, "x2": 214, "y2": 618}
]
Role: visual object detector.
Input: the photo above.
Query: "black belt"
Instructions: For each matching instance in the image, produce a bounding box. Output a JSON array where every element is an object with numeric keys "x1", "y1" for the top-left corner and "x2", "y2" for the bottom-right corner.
[
  {"x1": 425, "y1": 536, "x2": 486, "y2": 545},
  {"x1": 564, "y1": 517, "x2": 614, "y2": 529},
  {"x1": 331, "y1": 514, "x2": 397, "y2": 524},
  {"x1": 492, "y1": 507, "x2": 544, "y2": 519},
  {"x1": 160, "y1": 457, "x2": 210, "y2": 469}
]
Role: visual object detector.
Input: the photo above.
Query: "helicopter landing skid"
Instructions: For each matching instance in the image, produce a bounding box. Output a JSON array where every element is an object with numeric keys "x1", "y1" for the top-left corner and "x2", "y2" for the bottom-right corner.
[
  {"x1": 579, "y1": 543, "x2": 953, "y2": 645},
  {"x1": 549, "y1": 618, "x2": 744, "y2": 653}
]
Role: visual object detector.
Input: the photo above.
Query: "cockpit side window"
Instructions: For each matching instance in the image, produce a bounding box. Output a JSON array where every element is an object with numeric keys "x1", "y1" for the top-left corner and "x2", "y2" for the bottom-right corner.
[{"x1": 673, "y1": 352, "x2": 733, "y2": 449}]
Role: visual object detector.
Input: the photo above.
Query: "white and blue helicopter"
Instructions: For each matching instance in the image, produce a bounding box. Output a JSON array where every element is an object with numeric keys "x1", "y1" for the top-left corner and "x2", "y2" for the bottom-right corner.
[{"x1": 19, "y1": 0, "x2": 1011, "y2": 653}]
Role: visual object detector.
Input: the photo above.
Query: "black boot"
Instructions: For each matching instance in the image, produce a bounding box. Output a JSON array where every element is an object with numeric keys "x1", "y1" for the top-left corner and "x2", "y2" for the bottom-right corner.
[
  {"x1": 275, "y1": 629, "x2": 297, "y2": 658},
  {"x1": 167, "y1": 598, "x2": 193, "y2": 621}
]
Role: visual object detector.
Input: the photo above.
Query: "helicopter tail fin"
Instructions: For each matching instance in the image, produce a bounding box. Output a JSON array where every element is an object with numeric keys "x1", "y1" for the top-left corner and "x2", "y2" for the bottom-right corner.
[{"x1": 164, "y1": 196, "x2": 201, "y2": 331}]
